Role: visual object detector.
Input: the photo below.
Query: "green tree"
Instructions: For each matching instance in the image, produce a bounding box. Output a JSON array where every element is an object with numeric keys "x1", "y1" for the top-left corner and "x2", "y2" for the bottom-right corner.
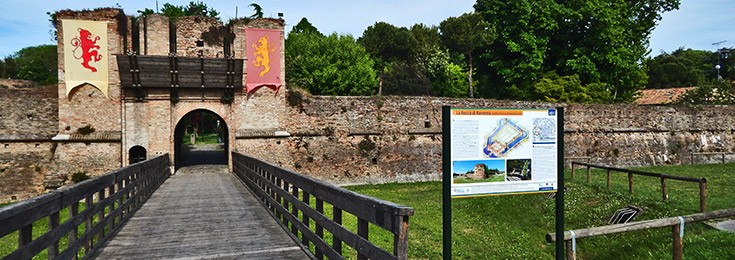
[
  {"x1": 646, "y1": 48, "x2": 709, "y2": 88},
  {"x1": 286, "y1": 31, "x2": 377, "y2": 96},
  {"x1": 439, "y1": 12, "x2": 495, "y2": 98},
  {"x1": 359, "y1": 22, "x2": 417, "y2": 96},
  {"x1": 291, "y1": 17, "x2": 322, "y2": 36},
  {"x1": 474, "y1": 0, "x2": 679, "y2": 102},
  {"x1": 3, "y1": 45, "x2": 58, "y2": 85},
  {"x1": 677, "y1": 79, "x2": 735, "y2": 105},
  {"x1": 156, "y1": 1, "x2": 220, "y2": 20}
]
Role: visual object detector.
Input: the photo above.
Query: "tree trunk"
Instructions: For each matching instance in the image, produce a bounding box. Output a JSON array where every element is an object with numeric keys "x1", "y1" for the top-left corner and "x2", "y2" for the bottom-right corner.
[
  {"x1": 468, "y1": 52, "x2": 474, "y2": 98},
  {"x1": 379, "y1": 60, "x2": 384, "y2": 96}
]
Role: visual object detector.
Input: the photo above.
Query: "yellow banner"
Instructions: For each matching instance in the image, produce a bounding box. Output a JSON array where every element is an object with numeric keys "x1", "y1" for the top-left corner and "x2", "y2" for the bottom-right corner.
[{"x1": 62, "y1": 20, "x2": 109, "y2": 97}]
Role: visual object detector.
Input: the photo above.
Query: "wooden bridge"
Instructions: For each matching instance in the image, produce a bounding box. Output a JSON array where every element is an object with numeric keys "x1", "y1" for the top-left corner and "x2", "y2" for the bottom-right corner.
[{"x1": 0, "y1": 153, "x2": 414, "y2": 259}]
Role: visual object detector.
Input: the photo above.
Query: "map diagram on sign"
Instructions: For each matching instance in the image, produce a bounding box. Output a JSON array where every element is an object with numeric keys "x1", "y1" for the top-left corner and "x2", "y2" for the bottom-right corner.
[
  {"x1": 533, "y1": 118, "x2": 556, "y2": 143},
  {"x1": 482, "y1": 118, "x2": 528, "y2": 158}
]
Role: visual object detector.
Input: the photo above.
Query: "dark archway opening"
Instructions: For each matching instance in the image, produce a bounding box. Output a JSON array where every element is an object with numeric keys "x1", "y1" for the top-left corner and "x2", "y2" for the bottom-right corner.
[
  {"x1": 173, "y1": 109, "x2": 229, "y2": 169},
  {"x1": 129, "y1": 145, "x2": 147, "y2": 164}
]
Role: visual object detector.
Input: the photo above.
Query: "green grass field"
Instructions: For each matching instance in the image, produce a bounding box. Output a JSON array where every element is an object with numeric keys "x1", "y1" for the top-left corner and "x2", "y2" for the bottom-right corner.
[
  {"x1": 347, "y1": 163, "x2": 735, "y2": 259},
  {"x1": 182, "y1": 133, "x2": 221, "y2": 145}
]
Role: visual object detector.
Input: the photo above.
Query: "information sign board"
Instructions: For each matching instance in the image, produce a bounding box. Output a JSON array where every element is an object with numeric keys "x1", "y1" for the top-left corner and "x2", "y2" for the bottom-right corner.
[{"x1": 449, "y1": 108, "x2": 559, "y2": 197}]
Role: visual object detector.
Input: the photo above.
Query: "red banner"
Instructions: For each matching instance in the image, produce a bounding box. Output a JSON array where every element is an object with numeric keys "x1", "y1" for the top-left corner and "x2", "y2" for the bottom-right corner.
[{"x1": 245, "y1": 28, "x2": 282, "y2": 94}]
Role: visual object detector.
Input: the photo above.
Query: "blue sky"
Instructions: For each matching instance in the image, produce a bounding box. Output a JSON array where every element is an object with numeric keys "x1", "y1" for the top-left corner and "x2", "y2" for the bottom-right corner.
[{"x1": 0, "y1": 0, "x2": 732, "y2": 58}]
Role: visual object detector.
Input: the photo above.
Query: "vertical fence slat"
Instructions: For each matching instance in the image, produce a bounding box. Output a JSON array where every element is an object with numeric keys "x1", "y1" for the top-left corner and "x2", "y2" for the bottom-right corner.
[
  {"x1": 606, "y1": 169, "x2": 611, "y2": 190},
  {"x1": 69, "y1": 202, "x2": 79, "y2": 260},
  {"x1": 291, "y1": 187, "x2": 299, "y2": 236},
  {"x1": 393, "y1": 215, "x2": 410, "y2": 260},
  {"x1": 672, "y1": 225, "x2": 683, "y2": 260},
  {"x1": 333, "y1": 207, "x2": 343, "y2": 255},
  {"x1": 315, "y1": 198, "x2": 324, "y2": 259},
  {"x1": 302, "y1": 192, "x2": 311, "y2": 249},
  {"x1": 19, "y1": 224, "x2": 32, "y2": 250},
  {"x1": 571, "y1": 163, "x2": 576, "y2": 179},
  {"x1": 565, "y1": 240, "x2": 576, "y2": 260},
  {"x1": 700, "y1": 179, "x2": 707, "y2": 213},
  {"x1": 586, "y1": 165, "x2": 591, "y2": 182},
  {"x1": 357, "y1": 218, "x2": 369, "y2": 260},
  {"x1": 628, "y1": 172, "x2": 634, "y2": 194},
  {"x1": 661, "y1": 177, "x2": 668, "y2": 201},
  {"x1": 48, "y1": 212, "x2": 60, "y2": 259}
]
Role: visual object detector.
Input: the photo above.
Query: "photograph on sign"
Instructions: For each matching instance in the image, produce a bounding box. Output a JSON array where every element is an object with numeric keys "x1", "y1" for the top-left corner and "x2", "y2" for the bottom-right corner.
[{"x1": 450, "y1": 108, "x2": 558, "y2": 197}]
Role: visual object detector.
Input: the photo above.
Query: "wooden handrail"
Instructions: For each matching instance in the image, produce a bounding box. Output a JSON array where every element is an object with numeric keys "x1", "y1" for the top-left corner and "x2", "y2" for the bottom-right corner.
[
  {"x1": 546, "y1": 208, "x2": 735, "y2": 260},
  {"x1": 570, "y1": 161, "x2": 708, "y2": 212},
  {"x1": 232, "y1": 152, "x2": 414, "y2": 260},
  {"x1": 0, "y1": 155, "x2": 170, "y2": 259}
]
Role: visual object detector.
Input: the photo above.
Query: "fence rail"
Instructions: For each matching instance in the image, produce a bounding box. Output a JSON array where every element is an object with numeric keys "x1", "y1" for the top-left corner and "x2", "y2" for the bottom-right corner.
[
  {"x1": 232, "y1": 153, "x2": 414, "y2": 260},
  {"x1": 546, "y1": 208, "x2": 735, "y2": 260},
  {"x1": 570, "y1": 161, "x2": 707, "y2": 212},
  {"x1": 0, "y1": 155, "x2": 170, "y2": 259}
]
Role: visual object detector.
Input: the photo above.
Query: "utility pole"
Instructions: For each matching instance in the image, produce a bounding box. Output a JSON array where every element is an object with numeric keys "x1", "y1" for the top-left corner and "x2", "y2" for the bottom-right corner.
[{"x1": 713, "y1": 40, "x2": 727, "y2": 79}]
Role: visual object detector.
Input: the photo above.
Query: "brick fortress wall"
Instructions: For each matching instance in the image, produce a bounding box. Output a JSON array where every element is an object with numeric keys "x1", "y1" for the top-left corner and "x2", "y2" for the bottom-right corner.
[{"x1": 262, "y1": 94, "x2": 735, "y2": 184}]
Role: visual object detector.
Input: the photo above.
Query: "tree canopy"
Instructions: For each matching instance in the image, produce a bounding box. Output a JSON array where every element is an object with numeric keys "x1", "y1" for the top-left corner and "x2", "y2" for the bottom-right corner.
[
  {"x1": 0, "y1": 45, "x2": 58, "y2": 86},
  {"x1": 286, "y1": 22, "x2": 377, "y2": 96},
  {"x1": 473, "y1": 0, "x2": 679, "y2": 102},
  {"x1": 440, "y1": 12, "x2": 495, "y2": 98},
  {"x1": 359, "y1": 22, "x2": 417, "y2": 96},
  {"x1": 138, "y1": 1, "x2": 220, "y2": 21}
]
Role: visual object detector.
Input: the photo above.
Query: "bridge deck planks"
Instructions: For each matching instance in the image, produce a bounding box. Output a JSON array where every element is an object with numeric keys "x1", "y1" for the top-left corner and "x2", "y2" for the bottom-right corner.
[{"x1": 92, "y1": 165, "x2": 309, "y2": 259}]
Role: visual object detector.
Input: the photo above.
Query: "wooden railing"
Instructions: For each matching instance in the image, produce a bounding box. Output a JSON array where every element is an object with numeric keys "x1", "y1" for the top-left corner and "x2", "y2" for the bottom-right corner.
[
  {"x1": 0, "y1": 155, "x2": 170, "y2": 259},
  {"x1": 232, "y1": 153, "x2": 414, "y2": 260},
  {"x1": 546, "y1": 208, "x2": 735, "y2": 260},
  {"x1": 570, "y1": 161, "x2": 707, "y2": 212}
]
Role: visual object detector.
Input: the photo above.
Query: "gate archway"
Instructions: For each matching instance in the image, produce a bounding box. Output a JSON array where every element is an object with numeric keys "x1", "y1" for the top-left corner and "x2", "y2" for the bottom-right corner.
[{"x1": 173, "y1": 109, "x2": 229, "y2": 169}]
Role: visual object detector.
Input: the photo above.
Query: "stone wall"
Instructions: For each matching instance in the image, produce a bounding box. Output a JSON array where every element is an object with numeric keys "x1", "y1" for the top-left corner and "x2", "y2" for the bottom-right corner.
[{"x1": 239, "y1": 94, "x2": 735, "y2": 185}]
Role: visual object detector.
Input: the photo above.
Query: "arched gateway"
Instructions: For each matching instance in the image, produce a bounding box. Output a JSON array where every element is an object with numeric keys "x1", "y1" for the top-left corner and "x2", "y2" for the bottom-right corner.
[{"x1": 52, "y1": 9, "x2": 285, "y2": 172}]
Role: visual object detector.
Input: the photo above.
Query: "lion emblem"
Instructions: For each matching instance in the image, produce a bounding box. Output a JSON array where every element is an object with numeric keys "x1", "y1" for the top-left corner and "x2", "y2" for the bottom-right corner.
[
  {"x1": 252, "y1": 36, "x2": 275, "y2": 77},
  {"x1": 70, "y1": 28, "x2": 103, "y2": 72}
]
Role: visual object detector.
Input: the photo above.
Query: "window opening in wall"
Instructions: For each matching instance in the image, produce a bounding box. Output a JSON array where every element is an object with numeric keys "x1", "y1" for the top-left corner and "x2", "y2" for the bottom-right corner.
[
  {"x1": 424, "y1": 115, "x2": 431, "y2": 128},
  {"x1": 4, "y1": 144, "x2": 8, "y2": 148},
  {"x1": 129, "y1": 145, "x2": 147, "y2": 164},
  {"x1": 35, "y1": 143, "x2": 40, "y2": 148}
]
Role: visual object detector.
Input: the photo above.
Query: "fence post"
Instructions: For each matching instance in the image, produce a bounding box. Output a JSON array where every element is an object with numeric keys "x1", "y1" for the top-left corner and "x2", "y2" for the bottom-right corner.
[
  {"x1": 586, "y1": 165, "x2": 591, "y2": 183},
  {"x1": 672, "y1": 224, "x2": 683, "y2": 260},
  {"x1": 628, "y1": 172, "x2": 634, "y2": 194},
  {"x1": 606, "y1": 169, "x2": 611, "y2": 190},
  {"x1": 394, "y1": 215, "x2": 410, "y2": 260},
  {"x1": 571, "y1": 163, "x2": 575, "y2": 179},
  {"x1": 333, "y1": 208, "x2": 343, "y2": 255},
  {"x1": 722, "y1": 153, "x2": 726, "y2": 164},
  {"x1": 700, "y1": 179, "x2": 707, "y2": 213},
  {"x1": 565, "y1": 240, "x2": 576, "y2": 260},
  {"x1": 661, "y1": 177, "x2": 668, "y2": 201},
  {"x1": 357, "y1": 218, "x2": 369, "y2": 260}
]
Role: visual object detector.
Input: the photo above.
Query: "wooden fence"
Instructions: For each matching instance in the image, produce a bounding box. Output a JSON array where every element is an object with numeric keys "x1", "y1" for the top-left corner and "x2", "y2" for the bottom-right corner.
[
  {"x1": 570, "y1": 161, "x2": 707, "y2": 212},
  {"x1": 0, "y1": 155, "x2": 170, "y2": 259},
  {"x1": 232, "y1": 153, "x2": 414, "y2": 260},
  {"x1": 546, "y1": 208, "x2": 735, "y2": 260}
]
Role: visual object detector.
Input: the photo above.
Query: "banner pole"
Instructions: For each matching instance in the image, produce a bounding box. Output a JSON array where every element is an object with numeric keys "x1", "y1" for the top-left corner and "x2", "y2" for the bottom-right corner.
[
  {"x1": 442, "y1": 106, "x2": 452, "y2": 260},
  {"x1": 555, "y1": 107, "x2": 566, "y2": 259}
]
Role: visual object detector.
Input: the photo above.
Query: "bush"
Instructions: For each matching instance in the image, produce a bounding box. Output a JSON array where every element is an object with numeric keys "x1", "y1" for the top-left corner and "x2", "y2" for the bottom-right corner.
[
  {"x1": 71, "y1": 171, "x2": 90, "y2": 183},
  {"x1": 76, "y1": 125, "x2": 95, "y2": 135}
]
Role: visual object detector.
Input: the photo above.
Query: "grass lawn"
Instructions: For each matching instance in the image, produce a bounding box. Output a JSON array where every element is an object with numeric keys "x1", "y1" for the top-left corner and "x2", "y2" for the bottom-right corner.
[
  {"x1": 182, "y1": 133, "x2": 221, "y2": 145},
  {"x1": 346, "y1": 163, "x2": 735, "y2": 259}
]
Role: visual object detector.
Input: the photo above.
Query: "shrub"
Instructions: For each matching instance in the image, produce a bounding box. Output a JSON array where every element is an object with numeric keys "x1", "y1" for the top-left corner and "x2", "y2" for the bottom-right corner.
[{"x1": 71, "y1": 171, "x2": 90, "y2": 183}]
